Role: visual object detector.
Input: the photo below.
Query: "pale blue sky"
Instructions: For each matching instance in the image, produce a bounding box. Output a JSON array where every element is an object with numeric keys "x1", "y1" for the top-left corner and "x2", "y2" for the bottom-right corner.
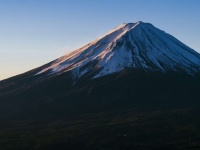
[{"x1": 1, "y1": 0, "x2": 200, "y2": 80}]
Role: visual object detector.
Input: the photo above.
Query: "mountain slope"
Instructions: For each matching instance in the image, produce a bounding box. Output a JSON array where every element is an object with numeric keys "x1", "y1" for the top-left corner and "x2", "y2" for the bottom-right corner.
[{"x1": 36, "y1": 21, "x2": 200, "y2": 80}]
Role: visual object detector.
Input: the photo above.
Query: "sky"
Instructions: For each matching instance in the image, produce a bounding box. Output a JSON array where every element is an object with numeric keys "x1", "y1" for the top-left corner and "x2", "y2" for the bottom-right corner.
[{"x1": 0, "y1": 0, "x2": 200, "y2": 80}]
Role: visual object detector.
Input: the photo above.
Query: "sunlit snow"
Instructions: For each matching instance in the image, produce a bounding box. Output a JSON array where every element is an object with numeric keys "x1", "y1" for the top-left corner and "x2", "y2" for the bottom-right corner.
[{"x1": 36, "y1": 21, "x2": 200, "y2": 79}]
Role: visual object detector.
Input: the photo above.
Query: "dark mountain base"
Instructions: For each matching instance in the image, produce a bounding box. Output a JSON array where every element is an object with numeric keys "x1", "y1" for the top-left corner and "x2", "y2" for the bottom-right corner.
[{"x1": 0, "y1": 70, "x2": 200, "y2": 149}]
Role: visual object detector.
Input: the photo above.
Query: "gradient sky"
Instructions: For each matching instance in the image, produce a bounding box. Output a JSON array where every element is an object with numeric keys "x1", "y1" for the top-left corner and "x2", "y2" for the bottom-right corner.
[{"x1": 1, "y1": 0, "x2": 200, "y2": 80}]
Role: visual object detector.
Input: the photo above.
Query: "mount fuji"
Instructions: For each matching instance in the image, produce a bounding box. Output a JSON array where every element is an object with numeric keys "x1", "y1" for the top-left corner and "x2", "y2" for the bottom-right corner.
[{"x1": 1, "y1": 22, "x2": 200, "y2": 150}]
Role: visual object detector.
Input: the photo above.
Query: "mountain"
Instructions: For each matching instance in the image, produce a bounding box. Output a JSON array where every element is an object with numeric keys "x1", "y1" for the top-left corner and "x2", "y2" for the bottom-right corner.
[{"x1": 1, "y1": 22, "x2": 200, "y2": 150}]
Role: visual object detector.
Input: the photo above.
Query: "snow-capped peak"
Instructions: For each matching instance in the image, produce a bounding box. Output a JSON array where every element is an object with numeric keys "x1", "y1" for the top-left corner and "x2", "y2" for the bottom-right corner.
[{"x1": 36, "y1": 22, "x2": 200, "y2": 79}]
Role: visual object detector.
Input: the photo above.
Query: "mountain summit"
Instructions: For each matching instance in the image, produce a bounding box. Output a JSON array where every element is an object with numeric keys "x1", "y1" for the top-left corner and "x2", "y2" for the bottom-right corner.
[{"x1": 36, "y1": 21, "x2": 200, "y2": 80}]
